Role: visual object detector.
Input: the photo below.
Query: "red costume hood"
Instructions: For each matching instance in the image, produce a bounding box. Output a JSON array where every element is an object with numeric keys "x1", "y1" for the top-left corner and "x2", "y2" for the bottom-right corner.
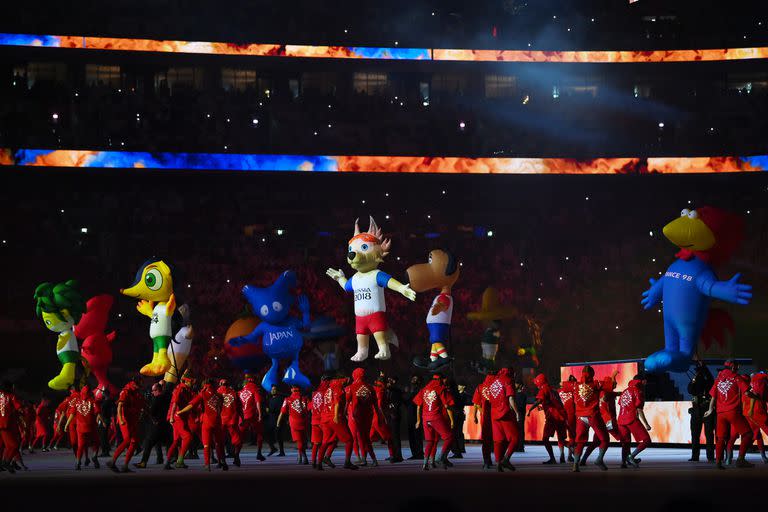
[
  {"x1": 423, "y1": 375, "x2": 444, "y2": 392},
  {"x1": 352, "y1": 368, "x2": 366, "y2": 382},
  {"x1": 533, "y1": 374, "x2": 548, "y2": 388},
  {"x1": 675, "y1": 206, "x2": 744, "y2": 267},
  {"x1": 628, "y1": 379, "x2": 644, "y2": 388}
]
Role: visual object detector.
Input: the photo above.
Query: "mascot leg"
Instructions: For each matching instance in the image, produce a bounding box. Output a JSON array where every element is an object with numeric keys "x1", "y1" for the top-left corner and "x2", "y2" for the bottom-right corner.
[
  {"x1": 351, "y1": 334, "x2": 370, "y2": 362},
  {"x1": 283, "y1": 355, "x2": 310, "y2": 389},
  {"x1": 644, "y1": 321, "x2": 681, "y2": 373},
  {"x1": 49, "y1": 360, "x2": 77, "y2": 390},
  {"x1": 262, "y1": 359, "x2": 280, "y2": 391},
  {"x1": 372, "y1": 331, "x2": 391, "y2": 360}
]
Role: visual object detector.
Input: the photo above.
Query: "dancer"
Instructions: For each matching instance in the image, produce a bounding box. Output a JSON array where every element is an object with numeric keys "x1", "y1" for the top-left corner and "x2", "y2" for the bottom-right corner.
[
  {"x1": 581, "y1": 375, "x2": 626, "y2": 467},
  {"x1": 529, "y1": 373, "x2": 567, "y2": 464},
  {"x1": 486, "y1": 368, "x2": 520, "y2": 472},
  {"x1": 32, "y1": 397, "x2": 53, "y2": 451},
  {"x1": 65, "y1": 388, "x2": 80, "y2": 459},
  {"x1": 558, "y1": 375, "x2": 578, "y2": 462},
  {"x1": 688, "y1": 361, "x2": 716, "y2": 462},
  {"x1": 318, "y1": 376, "x2": 357, "y2": 470},
  {"x1": 344, "y1": 368, "x2": 378, "y2": 466},
  {"x1": 310, "y1": 379, "x2": 327, "y2": 468},
  {"x1": 414, "y1": 374, "x2": 455, "y2": 471},
  {"x1": 705, "y1": 360, "x2": 755, "y2": 469},
  {"x1": 218, "y1": 379, "x2": 243, "y2": 466},
  {"x1": 65, "y1": 384, "x2": 103, "y2": 470},
  {"x1": 326, "y1": 216, "x2": 416, "y2": 362},
  {"x1": 176, "y1": 379, "x2": 228, "y2": 471},
  {"x1": 0, "y1": 381, "x2": 26, "y2": 473},
  {"x1": 617, "y1": 375, "x2": 652, "y2": 467},
  {"x1": 472, "y1": 372, "x2": 494, "y2": 468},
  {"x1": 134, "y1": 382, "x2": 171, "y2": 469},
  {"x1": 108, "y1": 378, "x2": 145, "y2": 473},
  {"x1": 165, "y1": 371, "x2": 196, "y2": 469},
  {"x1": 743, "y1": 372, "x2": 768, "y2": 463},
  {"x1": 371, "y1": 377, "x2": 395, "y2": 462},
  {"x1": 278, "y1": 385, "x2": 309, "y2": 465},
  {"x1": 572, "y1": 366, "x2": 615, "y2": 472},
  {"x1": 239, "y1": 374, "x2": 265, "y2": 461},
  {"x1": 50, "y1": 395, "x2": 69, "y2": 450}
]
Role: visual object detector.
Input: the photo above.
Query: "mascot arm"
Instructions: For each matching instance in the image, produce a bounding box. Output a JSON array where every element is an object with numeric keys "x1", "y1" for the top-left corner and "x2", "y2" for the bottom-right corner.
[
  {"x1": 165, "y1": 293, "x2": 176, "y2": 317},
  {"x1": 641, "y1": 277, "x2": 663, "y2": 310},
  {"x1": 230, "y1": 324, "x2": 265, "y2": 347},
  {"x1": 136, "y1": 300, "x2": 155, "y2": 317},
  {"x1": 297, "y1": 295, "x2": 311, "y2": 330},
  {"x1": 697, "y1": 272, "x2": 753, "y2": 305}
]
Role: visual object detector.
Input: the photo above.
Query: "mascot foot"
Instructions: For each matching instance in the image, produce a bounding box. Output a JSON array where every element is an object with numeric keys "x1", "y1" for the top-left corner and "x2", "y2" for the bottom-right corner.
[
  {"x1": 428, "y1": 358, "x2": 452, "y2": 371},
  {"x1": 413, "y1": 356, "x2": 431, "y2": 369},
  {"x1": 283, "y1": 367, "x2": 311, "y2": 390},
  {"x1": 644, "y1": 350, "x2": 692, "y2": 373},
  {"x1": 350, "y1": 349, "x2": 369, "y2": 362},
  {"x1": 48, "y1": 374, "x2": 74, "y2": 391},
  {"x1": 374, "y1": 343, "x2": 391, "y2": 360}
]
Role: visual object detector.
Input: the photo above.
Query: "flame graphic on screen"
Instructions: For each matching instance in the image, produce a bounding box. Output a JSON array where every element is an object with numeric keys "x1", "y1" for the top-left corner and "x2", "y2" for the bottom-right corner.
[
  {"x1": 1, "y1": 149, "x2": 766, "y2": 174},
  {"x1": 1, "y1": 32, "x2": 766, "y2": 63}
]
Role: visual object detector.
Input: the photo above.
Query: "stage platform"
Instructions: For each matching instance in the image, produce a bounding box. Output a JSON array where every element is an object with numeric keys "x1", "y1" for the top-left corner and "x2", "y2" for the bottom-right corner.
[{"x1": 1, "y1": 444, "x2": 764, "y2": 510}]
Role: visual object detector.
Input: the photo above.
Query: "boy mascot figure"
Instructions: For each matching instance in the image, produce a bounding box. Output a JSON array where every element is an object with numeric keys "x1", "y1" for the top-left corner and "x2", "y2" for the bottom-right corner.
[
  {"x1": 120, "y1": 259, "x2": 176, "y2": 377},
  {"x1": 642, "y1": 207, "x2": 752, "y2": 373},
  {"x1": 34, "y1": 281, "x2": 87, "y2": 390},
  {"x1": 405, "y1": 249, "x2": 460, "y2": 371},
  {"x1": 326, "y1": 216, "x2": 416, "y2": 362}
]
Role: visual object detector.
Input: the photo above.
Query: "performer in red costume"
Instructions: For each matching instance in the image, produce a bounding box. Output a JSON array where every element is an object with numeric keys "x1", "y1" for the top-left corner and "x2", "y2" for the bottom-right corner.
[
  {"x1": 50, "y1": 395, "x2": 69, "y2": 450},
  {"x1": 344, "y1": 368, "x2": 378, "y2": 466},
  {"x1": 21, "y1": 402, "x2": 35, "y2": 453},
  {"x1": 572, "y1": 366, "x2": 615, "y2": 472},
  {"x1": 32, "y1": 398, "x2": 53, "y2": 451},
  {"x1": 371, "y1": 377, "x2": 395, "y2": 461},
  {"x1": 581, "y1": 375, "x2": 626, "y2": 467},
  {"x1": 617, "y1": 375, "x2": 652, "y2": 468},
  {"x1": 484, "y1": 368, "x2": 520, "y2": 472},
  {"x1": 165, "y1": 371, "x2": 196, "y2": 469},
  {"x1": 310, "y1": 378, "x2": 328, "y2": 468},
  {"x1": 65, "y1": 388, "x2": 80, "y2": 458},
  {"x1": 278, "y1": 385, "x2": 310, "y2": 465},
  {"x1": 239, "y1": 374, "x2": 265, "y2": 461},
  {"x1": 65, "y1": 385, "x2": 104, "y2": 470},
  {"x1": 705, "y1": 360, "x2": 755, "y2": 469},
  {"x1": 743, "y1": 372, "x2": 768, "y2": 463},
  {"x1": 217, "y1": 379, "x2": 244, "y2": 467},
  {"x1": 318, "y1": 376, "x2": 357, "y2": 470},
  {"x1": 414, "y1": 374, "x2": 455, "y2": 471},
  {"x1": 529, "y1": 373, "x2": 568, "y2": 464},
  {"x1": 176, "y1": 378, "x2": 228, "y2": 471},
  {"x1": 108, "y1": 377, "x2": 145, "y2": 473},
  {"x1": 472, "y1": 373, "x2": 494, "y2": 468},
  {"x1": 559, "y1": 375, "x2": 578, "y2": 462},
  {"x1": 0, "y1": 381, "x2": 26, "y2": 473}
]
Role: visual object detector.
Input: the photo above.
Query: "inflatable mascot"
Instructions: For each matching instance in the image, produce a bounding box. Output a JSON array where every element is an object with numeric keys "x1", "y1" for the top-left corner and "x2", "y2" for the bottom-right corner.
[
  {"x1": 405, "y1": 249, "x2": 460, "y2": 370},
  {"x1": 228, "y1": 271, "x2": 312, "y2": 390},
  {"x1": 120, "y1": 259, "x2": 177, "y2": 377},
  {"x1": 642, "y1": 207, "x2": 752, "y2": 373},
  {"x1": 76, "y1": 294, "x2": 118, "y2": 398},
  {"x1": 34, "y1": 280, "x2": 86, "y2": 390},
  {"x1": 326, "y1": 216, "x2": 416, "y2": 361}
]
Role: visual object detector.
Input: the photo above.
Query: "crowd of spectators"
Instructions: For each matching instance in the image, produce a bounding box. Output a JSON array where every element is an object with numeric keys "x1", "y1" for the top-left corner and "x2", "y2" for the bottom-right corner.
[{"x1": 2, "y1": 66, "x2": 767, "y2": 157}]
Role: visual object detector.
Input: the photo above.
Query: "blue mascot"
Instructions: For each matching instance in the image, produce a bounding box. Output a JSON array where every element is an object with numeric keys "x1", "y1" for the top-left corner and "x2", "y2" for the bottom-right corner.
[
  {"x1": 642, "y1": 206, "x2": 752, "y2": 373},
  {"x1": 229, "y1": 271, "x2": 311, "y2": 390}
]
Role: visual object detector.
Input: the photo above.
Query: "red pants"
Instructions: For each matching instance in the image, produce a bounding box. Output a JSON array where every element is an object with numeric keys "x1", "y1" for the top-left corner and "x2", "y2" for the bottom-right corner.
[
  {"x1": 320, "y1": 421, "x2": 353, "y2": 461},
  {"x1": 575, "y1": 415, "x2": 609, "y2": 456},
  {"x1": 543, "y1": 419, "x2": 568, "y2": 448},
  {"x1": 76, "y1": 430, "x2": 99, "y2": 461},
  {"x1": 311, "y1": 424, "x2": 323, "y2": 463},
  {"x1": 224, "y1": 423, "x2": 242, "y2": 454},
  {"x1": 565, "y1": 414, "x2": 576, "y2": 448},
  {"x1": 112, "y1": 422, "x2": 139, "y2": 466},
  {"x1": 166, "y1": 419, "x2": 194, "y2": 460},
  {"x1": 201, "y1": 423, "x2": 225, "y2": 466},
  {"x1": 716, "y1": 410, "x2": 753, "y2": 462},
  {"x1": 0, "y1": 428, "x2": 20, "y2": 461},
  {"x1": 33, "y1": 421, "x2": 51, "y2": 448},
  {"x1": 289, "y1": 423, "x2": 306, "y2": 453},
  {"x1": 370, "y1": 416, "x2": 394, "y2": 457},
  {"x1": 490, "y1": 414, "x2": 518, "y2": 462},
  {"x1": 68, "y1": 423, "x2": 78, "y2": 452},
  {"x1": 349, "y1": 415, "x2": 374, "y2": 459},
  {"x1": 618, "y1": 419, "x2": 651, "y2": 456},
  {"x1": 424, "y1": 417, "x2": 453, "y2": 460}
]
